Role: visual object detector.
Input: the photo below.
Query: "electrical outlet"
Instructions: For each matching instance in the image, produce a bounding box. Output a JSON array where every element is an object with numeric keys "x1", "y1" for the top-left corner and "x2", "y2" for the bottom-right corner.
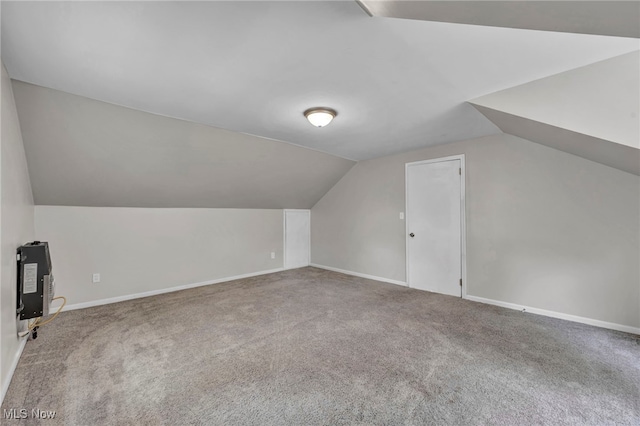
[
  {"x1": 92, "y1": 273, "x2": 101, "y2": 283},
  {"x1": 271, "y1": 252, "x2": 276, "y2": 259},
  {"x1": 399, "y1": 212, "x2": 405, "y2": 220}
]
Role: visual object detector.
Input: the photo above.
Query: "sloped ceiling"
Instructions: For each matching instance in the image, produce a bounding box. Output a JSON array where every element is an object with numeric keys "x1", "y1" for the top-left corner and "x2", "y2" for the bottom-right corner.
[
  {"x1": 2, "y1": 1, "x2": 639, "y2": 209},
  {"x1": 2, "y1": 1, "x2": 637, "y2": 161},
  {"x1": 12, "y1": 81, "x2": 354, "y2": 208},
  {"x1": 360, "y1": 1, "x2": 640, "y2": 38},
  {"x1": 471, "y1": 106, "x2": 639, "y2": 176},
  {"x1": 470, "y1": 52, "x2": 640, "y2": 175}
]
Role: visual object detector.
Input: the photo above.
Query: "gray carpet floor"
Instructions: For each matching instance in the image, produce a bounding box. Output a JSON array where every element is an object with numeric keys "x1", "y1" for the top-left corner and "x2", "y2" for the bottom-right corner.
[{"x1": 2, "y1": 267, "x2": 639, "y2": 425}]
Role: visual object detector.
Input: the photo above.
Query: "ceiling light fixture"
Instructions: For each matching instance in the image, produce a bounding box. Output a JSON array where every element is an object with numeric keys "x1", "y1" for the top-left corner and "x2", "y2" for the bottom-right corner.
[{"x1": 304, "y1": 107, "x2": 337, "y2": 128}]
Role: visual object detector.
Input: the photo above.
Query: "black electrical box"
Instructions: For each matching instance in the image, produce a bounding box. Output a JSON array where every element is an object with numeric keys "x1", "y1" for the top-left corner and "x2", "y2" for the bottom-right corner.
[{"x1": 17, "y1": 241, "x2": 54, "y2": 320}]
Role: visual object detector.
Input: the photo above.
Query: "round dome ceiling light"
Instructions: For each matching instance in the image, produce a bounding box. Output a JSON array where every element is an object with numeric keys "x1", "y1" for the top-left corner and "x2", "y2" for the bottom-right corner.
[{"x1": 304, "y1": 107, "x2": 337, "y2": 128}]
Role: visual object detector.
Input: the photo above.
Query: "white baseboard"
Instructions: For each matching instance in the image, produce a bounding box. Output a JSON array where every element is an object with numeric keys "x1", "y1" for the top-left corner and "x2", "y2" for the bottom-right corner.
[
  {"x1": 58, "y1": 268, "x2": 285, "y2": 312},
  {"x1": 1, "y1": 337, "x2": 27, "y2": 406},
  {"x1": 465, "y1": 295, "x2": 640, "y2": 335},
  {"x1": 310, "y1": 263, "x2": 407, "y2": 287}
]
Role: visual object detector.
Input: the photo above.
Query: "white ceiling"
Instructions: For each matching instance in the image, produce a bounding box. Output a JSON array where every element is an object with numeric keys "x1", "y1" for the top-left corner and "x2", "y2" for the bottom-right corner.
[
  {"x1": 471, "y1": 52, "x2": 640, "y2": 150},
  {"x1": 2, "y1": 1, "x2": 638, "y2": 161},
  {"x1": 471, "y1": 104, "x2": 640, "y2": 176},
  {"x1": 360, "y1": 1, "x2": 640, "y2": 38},
  {"x1": 469, "y1": 51, "x2": 640, "y2": 175}
]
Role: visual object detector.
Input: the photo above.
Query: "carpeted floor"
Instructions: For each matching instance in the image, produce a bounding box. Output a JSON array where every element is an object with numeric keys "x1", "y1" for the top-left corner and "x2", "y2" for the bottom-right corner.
[{"x1": 2, "y1": 267, "x2": 639, "y2": 425}]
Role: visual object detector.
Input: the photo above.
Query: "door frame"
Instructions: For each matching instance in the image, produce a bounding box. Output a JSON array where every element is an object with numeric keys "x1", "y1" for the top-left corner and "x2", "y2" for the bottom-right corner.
[
  {"x1": 283, "y1": 209, "x2": 311, "y2": 270},
  {"x1": 405, "y1": 154, "x2": 467, "y2": 297}
]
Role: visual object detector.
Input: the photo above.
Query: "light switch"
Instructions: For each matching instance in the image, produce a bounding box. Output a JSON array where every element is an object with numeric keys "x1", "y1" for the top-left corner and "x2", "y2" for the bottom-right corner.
[
  {"x1": 399, "y1": 212, "x2": 405, "y2": 220},
  {"x1": 271, "y1": 252, "x2": 276, "y2": 259}
]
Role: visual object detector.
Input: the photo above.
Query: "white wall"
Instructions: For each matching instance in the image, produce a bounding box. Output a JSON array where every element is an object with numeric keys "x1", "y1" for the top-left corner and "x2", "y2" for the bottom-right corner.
[
  {"x1": 311, "y1": 133, "x2": 640, "y2": 330},
  {"x1": 35, "y1": 207, "x2": 284, "y2": 307},
  {"x1": 1, "y1": 63, "x2": 35, "y2": 400}
]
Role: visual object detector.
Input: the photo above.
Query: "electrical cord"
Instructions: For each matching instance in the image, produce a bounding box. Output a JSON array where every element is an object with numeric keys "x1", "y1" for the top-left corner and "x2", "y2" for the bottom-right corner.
[{"x1": 18, "y1": 296, "x2": 67, "y2": 338}]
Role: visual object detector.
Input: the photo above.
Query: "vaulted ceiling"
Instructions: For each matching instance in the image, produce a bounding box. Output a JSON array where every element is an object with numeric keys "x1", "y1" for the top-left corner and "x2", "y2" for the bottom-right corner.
[
  {"x1": 1, "y1": 1, "x2": 638, "y2": 208},
  {"x1": 360, "y1": 1, "x2": 640, "y2": 38},
  {"x1": 11, "y1": 80, "x2": 355, "y2": 208},
  {"x1": 470, "y1": 52, "x2": 640, "y2": 175}
]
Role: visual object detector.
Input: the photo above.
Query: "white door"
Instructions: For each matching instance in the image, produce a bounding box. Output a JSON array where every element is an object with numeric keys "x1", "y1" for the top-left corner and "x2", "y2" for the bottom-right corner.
[
  {"x1": 284, "y1": 210, "x2": 310, "y2": 270},
  {"x1": 406, "y1": 157, "x2": 463, "y2": 297}
]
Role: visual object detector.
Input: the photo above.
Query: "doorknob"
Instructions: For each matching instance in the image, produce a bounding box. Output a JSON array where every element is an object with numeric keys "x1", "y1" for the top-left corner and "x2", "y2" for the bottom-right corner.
[{"x1": 409, "y1": 233, "x2": 415, "y2": 238}]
